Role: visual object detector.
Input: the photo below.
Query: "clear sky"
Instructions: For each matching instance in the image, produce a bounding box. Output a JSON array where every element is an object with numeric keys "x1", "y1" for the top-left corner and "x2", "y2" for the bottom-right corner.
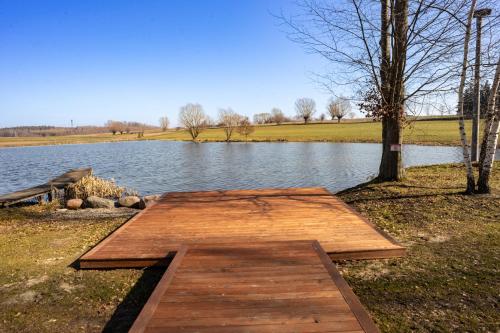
[{"x1": 0, "y1": 0, "x2": 344, "y2": 127}]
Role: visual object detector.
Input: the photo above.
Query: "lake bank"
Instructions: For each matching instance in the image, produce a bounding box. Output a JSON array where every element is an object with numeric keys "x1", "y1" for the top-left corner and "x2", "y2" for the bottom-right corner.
[
  {"x1": 0, "y1": 120, "x2": 474, "y2": 148},
  {"x1": 0, "y1": 163, "x2": 498, "y2": 332}
]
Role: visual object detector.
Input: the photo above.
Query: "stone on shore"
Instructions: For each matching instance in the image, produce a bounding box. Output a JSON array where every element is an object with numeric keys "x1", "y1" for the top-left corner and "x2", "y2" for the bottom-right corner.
[
  {"x1": 85, "y1": 196, "x2": 115, "y2": 209},
  {"x1": 138, "y1": 194, "x2": 161, "y2": 209},
  {"x1": 118, "y1": 196, "x2": 141, "y2": 208},
  {"x1": 66, "y1": 198, "x2": 83, "y2": 210}
]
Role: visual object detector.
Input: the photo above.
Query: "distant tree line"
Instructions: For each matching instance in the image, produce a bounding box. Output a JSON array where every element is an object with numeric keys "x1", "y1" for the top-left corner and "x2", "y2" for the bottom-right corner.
[
  {"x1": 105, "y1": 120, "x2": 156, "y2": 135},
  {"x1": 177, "y1": 97, "x2": 357, "y2": 142},
  {"x1": 0, "y1": 125, "x2": 110, "y2": 137},
  {"x1": 460, "y1": 80, "x2": 493, "y2": 119}
]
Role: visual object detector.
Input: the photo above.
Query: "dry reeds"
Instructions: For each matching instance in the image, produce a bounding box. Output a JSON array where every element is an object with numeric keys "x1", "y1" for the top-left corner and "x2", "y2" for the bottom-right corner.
[{"x1": 65, "y1": 174, "x2": 125, "y2": 201}]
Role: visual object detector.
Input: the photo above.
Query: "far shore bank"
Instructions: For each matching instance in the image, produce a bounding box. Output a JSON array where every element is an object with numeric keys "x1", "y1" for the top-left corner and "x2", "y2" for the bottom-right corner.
[{"x1": 0, "y1": 119, "x2": 476, "y2": 148}]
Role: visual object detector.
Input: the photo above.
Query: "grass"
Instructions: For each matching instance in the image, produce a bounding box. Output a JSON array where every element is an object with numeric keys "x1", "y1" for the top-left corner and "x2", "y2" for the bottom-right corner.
[
  {"x1": 0, "y1": 119, "x2": 474, "y2": 148},
  {"x1": 337, "y1": 162, "x2": 500, "y2": 332},
  {"x1": 0, "y1": 163, "x2": 498, "y2": 332}
]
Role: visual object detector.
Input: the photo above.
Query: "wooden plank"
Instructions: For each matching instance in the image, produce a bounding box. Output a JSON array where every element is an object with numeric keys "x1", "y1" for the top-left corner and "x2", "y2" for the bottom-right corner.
[
  {"x1": 80, "y1": 187, "x2": 405, "y2": 268},
  {"x1": 48, "y1": 167, "x2": 92, "y2": 187},
  {"x1": 0, "y1": 167, "x2": 92, "y2": 207},
  {"x1": 129, "y1": 241, "x2": 379, "y2": 333}
]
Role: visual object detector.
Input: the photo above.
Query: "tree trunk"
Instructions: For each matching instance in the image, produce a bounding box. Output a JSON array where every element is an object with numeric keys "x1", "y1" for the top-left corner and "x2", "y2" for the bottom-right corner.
[
  {"x1": 456, "y1": 0, "x2": 477, "y2": 194},
  {"x1": 478, "y1": 55, "x2": 500, "y2": 175},
  {"x1": 477, "y1": 55, "x2": 500, "y2": 193},
  {"x1": 377, "y1": 0, "x2": 406, "y2": 181},
  {"x1": 379, "y1": 112, "x2": 404, "y2": 180},
  {"x1": 471, "y1": 16, "x2": 483, "y2": 162}
]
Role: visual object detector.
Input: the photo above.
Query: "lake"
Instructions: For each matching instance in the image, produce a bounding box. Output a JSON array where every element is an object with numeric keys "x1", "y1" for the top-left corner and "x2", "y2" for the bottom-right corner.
[{"x1": 0, "y1": 141, "x2": 496, "y2": 196}]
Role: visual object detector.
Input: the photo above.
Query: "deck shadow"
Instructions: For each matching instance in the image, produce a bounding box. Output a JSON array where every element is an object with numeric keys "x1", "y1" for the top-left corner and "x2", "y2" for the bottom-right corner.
[{"x1": 102, "y1": 266, "x2": 168, "y2": 333}]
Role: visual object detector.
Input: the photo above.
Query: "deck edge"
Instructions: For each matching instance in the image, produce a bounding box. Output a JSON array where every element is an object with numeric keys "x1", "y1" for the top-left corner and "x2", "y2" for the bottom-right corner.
[
  {"x1": 312, "y1": 240, "x2": 380, "y2": 333},
  {"x1": 128, "y1": 245, "x2": 188, "y2": 333}
]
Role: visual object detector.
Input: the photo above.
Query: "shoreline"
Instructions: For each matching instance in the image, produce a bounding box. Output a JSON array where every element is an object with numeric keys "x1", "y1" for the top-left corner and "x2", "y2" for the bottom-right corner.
[{"x1": 0, "y1": 137, "x2": 464, "y2": 149}]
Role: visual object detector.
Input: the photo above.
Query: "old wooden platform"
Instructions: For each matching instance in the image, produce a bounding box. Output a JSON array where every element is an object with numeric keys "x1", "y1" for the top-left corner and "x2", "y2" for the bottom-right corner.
[
  {"x1": 80, "y1": 187, "x2": 404, "y2": 268},
  {"x1": 0, "y1": 168, "x2": 92, "y2": 207},
  {"x1": 129, "y1": 241, "x2": 379, "y2": 333}
]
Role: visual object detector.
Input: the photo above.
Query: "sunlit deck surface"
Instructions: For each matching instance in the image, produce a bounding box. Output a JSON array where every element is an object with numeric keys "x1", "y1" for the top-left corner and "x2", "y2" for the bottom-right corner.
[
  {"x1": 129, "y1": 241, "x2": 379, "y2": 333},
  {"x1": 80, "y1": 187, "x2": 404, "y2": 269}
]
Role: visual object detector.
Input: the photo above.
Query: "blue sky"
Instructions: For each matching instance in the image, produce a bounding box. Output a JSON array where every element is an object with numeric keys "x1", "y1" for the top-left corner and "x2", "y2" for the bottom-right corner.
[{"x1": 0, "y1": 0, "x2": 342, "y2": 127}]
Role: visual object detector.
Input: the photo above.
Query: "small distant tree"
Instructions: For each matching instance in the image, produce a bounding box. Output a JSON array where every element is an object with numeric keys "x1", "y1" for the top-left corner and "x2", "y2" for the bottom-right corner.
[
  {"x1": 253, "y1": 113, "x2": 272, "y2": 124},
  {"x1": 218, "y1": 108, "x2": 242, "y2": 142},
  {"x1": 179, "y1": 103, "x2": 206, "y2": 141},
  {"x1": 159, "y1": 116, "x2": 169, "y2": 131},
  {"x1": 237, "y1": 117, "x2": 255, "y2": 141},
  {"x1": 117, "y1": 121, "x2": 126, "y2": 134},
  {"x1": 271, "y1": 108, "x2": 286, "y2": 125},
  {"x1": 295, "y1": 98, "x2": 316, "y2": 124},
  {"x1": 327, "y1": 97, "x2": 351, "y2": 123},
  {"x1": 106, "y1": 120, "x2": 119, "y2": 135},
  {"x1": 319, "y1": 113, "x2": 325, "y2": 122}
]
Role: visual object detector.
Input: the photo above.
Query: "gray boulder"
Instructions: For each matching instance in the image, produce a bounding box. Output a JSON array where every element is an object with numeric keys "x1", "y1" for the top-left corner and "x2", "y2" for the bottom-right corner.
[
  {"x1": 118, "y1": 196, "x2": 141, "y2": 208},
  {"x1": 66, "y1": 198, "x2": 83, "y2": 210},
  {"x1": 85, "y1": 196, "x2": 115, "y2": 209},
  {"x1": 138, "y1": 194, "x2": 162, "y2": 209}
]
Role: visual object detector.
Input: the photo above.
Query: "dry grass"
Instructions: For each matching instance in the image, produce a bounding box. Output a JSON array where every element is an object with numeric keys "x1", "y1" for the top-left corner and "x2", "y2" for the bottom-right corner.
[
  {"x1": 338, "y1": 162, "x2": 500, "y2": 332},
  {"x1": 65, "y1": 174, "x2": 125, "y2": 201},
  {"x1": 0, "y1": 163, "x2": 498, "y2": 332}
]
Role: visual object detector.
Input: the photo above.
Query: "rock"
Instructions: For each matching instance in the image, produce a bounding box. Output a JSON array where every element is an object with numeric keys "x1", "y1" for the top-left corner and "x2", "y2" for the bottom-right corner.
[
  {"x1": 66, "y1": 199, "x2": 83, "y2": 210},
  {"x1": 138, "y1": 194, "x2": 161, "y2": 209},
  {"x1": 85, "y1": 196, "x2": 115, "y2": 209},
  {"x1": 118, "y1": 196, "x2": 141, "y2": 208}
]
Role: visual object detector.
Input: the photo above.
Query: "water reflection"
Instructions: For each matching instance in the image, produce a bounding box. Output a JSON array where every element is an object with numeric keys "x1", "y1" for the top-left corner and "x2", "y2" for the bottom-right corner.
[{"x1": 0, "y1": 141, "x2": 495, "y2": 195}]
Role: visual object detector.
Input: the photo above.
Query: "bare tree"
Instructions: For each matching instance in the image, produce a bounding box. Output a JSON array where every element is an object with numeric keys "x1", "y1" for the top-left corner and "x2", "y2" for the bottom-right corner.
[
  {"x1": 179, "y1": 103, "x2": 206, "y2": 141},
  {"x1": 327, "y1": 97, "x2": 351, "y2": 123},
  {"x1": 281, "y1": 0, "x2": 480, "y2": 181},
  {"x1": 271, "y1": 108, "x2": 286, "y2": 124},
  {"x1": 159, "y1": 116, "x2": 169, "y2": 131},
  {"x1": 218, "y1": 108, "x2": 242, "y2": 142},
  {"x1": 253, "y1": 113, "x2": 272, "y2": 124},
  {"x1": 456, "y1": 0, "x2": 478, "y2": 193},
  {"x1": 477, "y1": 55, "x2": 500, "y2": 193},
  {"x1": 106, "y1": 120, "x2": 120, "y2": 135},
  {"x1": 295, "y1": 98, "x2": 316, "y2": 124},
  {"x1": 237, "y1": 117, "x2": 255, "y2": 141}
]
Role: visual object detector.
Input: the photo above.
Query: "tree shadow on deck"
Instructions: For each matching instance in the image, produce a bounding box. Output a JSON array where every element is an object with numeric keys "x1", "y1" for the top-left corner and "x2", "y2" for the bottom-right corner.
[{"x1": 102, "y1": 266, "x2": 168, "y2": 333}]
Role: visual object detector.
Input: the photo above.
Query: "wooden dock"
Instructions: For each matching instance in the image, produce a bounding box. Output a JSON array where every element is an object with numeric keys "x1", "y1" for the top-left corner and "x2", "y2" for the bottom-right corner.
[
  {"x1": 80, "y1": 187, "x2": 404, "y2": 269},
  {"x1": 129, "y1": 241, "x2": 379, "y2": 333},
  {"x1": 0, "y1": 168, "x2": 92, "y2": 207}
]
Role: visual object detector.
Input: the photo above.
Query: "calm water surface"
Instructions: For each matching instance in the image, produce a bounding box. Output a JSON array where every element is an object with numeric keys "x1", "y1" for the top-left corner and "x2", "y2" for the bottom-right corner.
[{"x1": 1, "y1": 141, "x2": 496, "y2": 195}]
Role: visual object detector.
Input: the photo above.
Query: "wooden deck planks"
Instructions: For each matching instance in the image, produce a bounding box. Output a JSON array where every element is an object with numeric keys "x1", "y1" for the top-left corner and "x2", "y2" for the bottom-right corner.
[
  {"x1": 0, "y1": 167, "x2": 92, "y2": 207},
  {"x1": 129, "y1": 241, "x2": 379, "y2": 333},
  {"x1": 80, "y1": 187, "x2": 404, "y2": 268}
]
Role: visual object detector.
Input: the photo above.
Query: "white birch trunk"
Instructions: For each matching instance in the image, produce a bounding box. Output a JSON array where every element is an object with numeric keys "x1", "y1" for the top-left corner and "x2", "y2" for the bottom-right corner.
[
  {"x1": 457, "y1": 0, "x2": 477, "y2": 194},
  {"x1": 477, "y1": 56, "x2": 500, "y2": 193}
]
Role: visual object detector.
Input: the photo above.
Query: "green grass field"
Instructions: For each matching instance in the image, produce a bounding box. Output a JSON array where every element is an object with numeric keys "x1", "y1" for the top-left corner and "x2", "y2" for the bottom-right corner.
[
  {"x1": 152, "y1": 120, "x2": 472, "y2": 145},
  {"x1": 0, "y1": 120, "x2": 474, "y2": 148},
  {"x1": 0, "y1": 120, "x2": 470, "y2": 147}
]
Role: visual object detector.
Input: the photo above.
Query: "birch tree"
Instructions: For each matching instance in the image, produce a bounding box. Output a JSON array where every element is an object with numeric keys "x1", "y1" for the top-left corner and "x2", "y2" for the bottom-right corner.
[
  {"x1": 456, "y1": 0, "x2": 477, "y2": 194},
  {"x1": 477, "y1": 56, "x2": 500, "y2": 193}
]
